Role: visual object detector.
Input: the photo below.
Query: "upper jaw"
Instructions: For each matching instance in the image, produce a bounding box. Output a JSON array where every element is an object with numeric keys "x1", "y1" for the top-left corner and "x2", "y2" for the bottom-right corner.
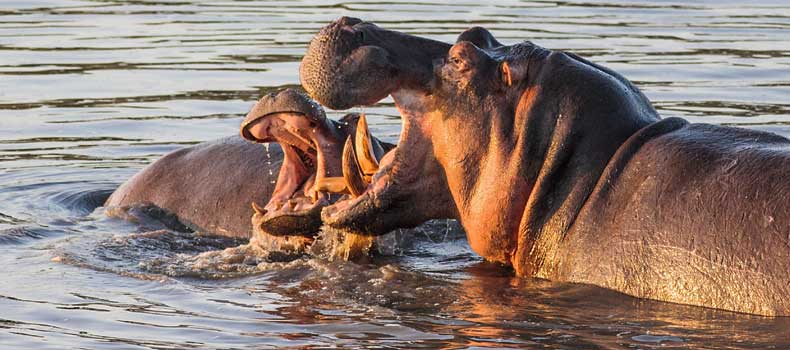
[
  {"x1": 241, "y1": 88, "x2": 330, "y2": 142},
  {"x1": 300, "y1": 17, "x2": 451, "y2": 110}
]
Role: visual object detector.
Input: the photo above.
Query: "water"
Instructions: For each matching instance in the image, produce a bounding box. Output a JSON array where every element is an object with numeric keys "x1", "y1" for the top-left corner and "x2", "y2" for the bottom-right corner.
[{"x1": 2, "y1": 0, "x2": 790, "y2": 348}]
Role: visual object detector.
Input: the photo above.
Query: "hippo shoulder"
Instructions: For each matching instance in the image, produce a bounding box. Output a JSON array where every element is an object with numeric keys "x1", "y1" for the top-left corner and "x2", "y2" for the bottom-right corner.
[{"x1": 563, "y1": 122, "x2": 790, "y2": 315}]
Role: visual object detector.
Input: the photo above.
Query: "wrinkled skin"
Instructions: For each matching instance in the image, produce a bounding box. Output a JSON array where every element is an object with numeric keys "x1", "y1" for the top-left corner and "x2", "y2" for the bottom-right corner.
[
  {"x1": 300, "y1": 18, "x2": 790, "y2": 316},
  {"x1": 106, "y1": 89, "x2": 391, "y2": 242}
]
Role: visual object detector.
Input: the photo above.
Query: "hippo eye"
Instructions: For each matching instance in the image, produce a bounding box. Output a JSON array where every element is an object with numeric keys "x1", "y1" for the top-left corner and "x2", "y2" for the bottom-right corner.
[{"x1": 450, "y1": 56, "x2": 462, "y2": 66}]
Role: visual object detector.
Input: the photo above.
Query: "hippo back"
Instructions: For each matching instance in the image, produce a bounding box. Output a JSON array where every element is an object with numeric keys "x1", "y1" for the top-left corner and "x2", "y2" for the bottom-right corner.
[
  {"x1": 563, "y1": 123, "x2": 790, "y2": 316},
  {"x1": 106, "y1": 136, "x2": 281, "y2": 238}
]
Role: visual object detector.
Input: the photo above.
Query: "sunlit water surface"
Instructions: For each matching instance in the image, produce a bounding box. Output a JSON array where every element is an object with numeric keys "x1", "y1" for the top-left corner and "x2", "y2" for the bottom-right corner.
[{"x1": 2, "y1": 1, "x2": 790, "y2": 349}]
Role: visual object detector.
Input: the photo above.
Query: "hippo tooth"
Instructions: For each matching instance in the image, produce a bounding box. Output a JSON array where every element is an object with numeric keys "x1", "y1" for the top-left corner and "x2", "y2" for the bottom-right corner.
[
  {"x1": 275, "y1": 201, "x2": 284, "y2": 211},
  {"x1": 342, "y1": 136, "x2": 368, "y2": 198},
  {"x1": 251, "y1": 202, "x2": 268, "y2": 216},
  {"x1": 288, "y1": 200, "x2": 297, "y2": 210},
  {"x1": 310, "y1": 189, "x2": 319, "y2": 202},
  {"x1": 354, "y1": 113, "x2": 379, "y2": 177},
  {"x1": 314, "y1": 177, "x2": 348, "y2": 194}
]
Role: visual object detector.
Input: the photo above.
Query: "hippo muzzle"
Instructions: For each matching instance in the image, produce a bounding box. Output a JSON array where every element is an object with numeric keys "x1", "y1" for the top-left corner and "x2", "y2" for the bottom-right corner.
[{"x1": 300, "y1": 16, "x2": 451, "y2": 110}]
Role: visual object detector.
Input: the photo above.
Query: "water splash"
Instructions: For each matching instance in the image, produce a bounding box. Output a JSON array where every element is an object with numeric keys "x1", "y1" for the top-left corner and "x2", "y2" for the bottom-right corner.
[{"x1": 263, "y1": 143, "x2": 275, "y2": 182}]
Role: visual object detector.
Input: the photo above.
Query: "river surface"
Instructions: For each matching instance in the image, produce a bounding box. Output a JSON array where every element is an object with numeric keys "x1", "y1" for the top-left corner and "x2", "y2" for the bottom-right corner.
[{"x1": 1, "y1": 1, "x2": 790, "y2": 349}]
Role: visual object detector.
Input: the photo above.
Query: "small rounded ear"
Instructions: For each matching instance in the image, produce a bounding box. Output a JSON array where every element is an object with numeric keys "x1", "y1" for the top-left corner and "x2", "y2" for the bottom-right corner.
[
  {"x1": 456, "y1": 26, "x2": 503, "y2": 50},
  {"x1": 500, "y1": 60, "x2": 527, "y2": 87}
]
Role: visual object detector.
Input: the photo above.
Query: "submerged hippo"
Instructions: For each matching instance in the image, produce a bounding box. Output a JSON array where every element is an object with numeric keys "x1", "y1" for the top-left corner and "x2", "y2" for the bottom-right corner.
[
  {"x1": 106, "y1": 89, "x2": 392, "y2": 242},
  {"x1": 299, "y1": 17, "x2": 790, "y2": 316}
]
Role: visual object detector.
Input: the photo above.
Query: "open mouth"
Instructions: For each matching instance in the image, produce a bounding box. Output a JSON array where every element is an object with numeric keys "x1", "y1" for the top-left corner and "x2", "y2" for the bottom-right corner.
[
  {"x1": 317, "y1": 93, "x2": 431, "y2": 235},
  {"x1": 325, "y1": 122, "x2": 389, "y2": 200},
  {"x1": 241, "y1": 90, "x2": 392, "y2": 238},
  {"x1": 242, "y1": 110, "x2": 330, "y2": 237}
]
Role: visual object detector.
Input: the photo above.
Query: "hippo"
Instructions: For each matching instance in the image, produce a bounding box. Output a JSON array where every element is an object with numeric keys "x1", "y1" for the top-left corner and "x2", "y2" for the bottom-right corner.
[
  {"x1": 105, "y1": 89, "x2": 393, "y2": 244},
  {"x1": 298, "y1": 17, "x2": 790, "y2": 316}
]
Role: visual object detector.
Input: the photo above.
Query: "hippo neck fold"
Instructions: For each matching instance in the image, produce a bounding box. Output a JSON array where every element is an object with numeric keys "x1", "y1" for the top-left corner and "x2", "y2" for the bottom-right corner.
[{"x1": 512, "y1": 112, "x2": 680, "y2": 279}]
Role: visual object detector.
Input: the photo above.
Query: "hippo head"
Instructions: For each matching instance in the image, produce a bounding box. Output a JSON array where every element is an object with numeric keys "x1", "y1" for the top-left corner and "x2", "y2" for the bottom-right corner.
[
  {"x1": 299, "y1": 17, "x2": 459, "y2": 235},
  {"x1": 301, "y1": 18, "x2": 660, "y2": 273},
  {"x1": 240, "y1": 89, "x2": 393, "y2": 237},
  {"x1": 300, "y1": 16, "x2": 451, "y2": 110}
]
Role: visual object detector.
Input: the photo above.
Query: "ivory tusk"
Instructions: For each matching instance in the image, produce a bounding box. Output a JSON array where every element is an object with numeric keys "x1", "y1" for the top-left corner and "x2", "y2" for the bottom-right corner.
[
  {"x1": 354, "y1": 114, "x2": 380, "y2": 177},
  {"x1": 342, "y1": 136, "x2": 368, "y2": 197}
]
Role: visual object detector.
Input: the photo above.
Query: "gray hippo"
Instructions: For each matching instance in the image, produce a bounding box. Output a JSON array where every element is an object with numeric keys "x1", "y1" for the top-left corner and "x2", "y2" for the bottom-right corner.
[
  {"x1": 298, "y1": 17, "x2": 790, "y2": 316},
  {"x1": 105, "y1": 89, "x2": 392, "y2": 244}
]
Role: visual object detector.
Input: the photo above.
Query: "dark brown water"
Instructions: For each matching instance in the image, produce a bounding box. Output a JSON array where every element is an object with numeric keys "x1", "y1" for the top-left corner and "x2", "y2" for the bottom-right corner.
[{"x1": 2, "y1": 1, "x2": 790, "y2": 349}]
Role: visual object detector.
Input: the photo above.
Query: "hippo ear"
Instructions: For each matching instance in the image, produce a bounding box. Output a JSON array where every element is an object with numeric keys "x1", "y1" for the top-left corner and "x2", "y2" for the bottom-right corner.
[
  {"x1": 456, "y1": 27, "x2": 503, "y2": 50},
  {"x1": 500, "y1": 60, "x2": 527, "y2": 87}
]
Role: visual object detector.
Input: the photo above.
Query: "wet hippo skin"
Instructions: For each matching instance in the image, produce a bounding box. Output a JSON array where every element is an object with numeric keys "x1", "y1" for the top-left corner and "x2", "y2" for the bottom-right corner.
[
  {"x1": 299, "y1": 17, "x2": 790, "y2": 316},
  {"x1": 105, "y1": 136, "x2": 280, "y2": 238}
]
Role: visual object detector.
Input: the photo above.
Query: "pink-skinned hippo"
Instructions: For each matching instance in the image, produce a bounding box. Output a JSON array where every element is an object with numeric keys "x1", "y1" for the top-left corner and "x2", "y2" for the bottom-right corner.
[{"x1": 297, "y1": 17, "x2": 790, "y2": 316}]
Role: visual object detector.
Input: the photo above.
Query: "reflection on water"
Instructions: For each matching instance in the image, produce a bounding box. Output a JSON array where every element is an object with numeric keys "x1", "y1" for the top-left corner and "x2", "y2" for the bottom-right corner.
[{"x1": 1, "y1": 0, "x2": 789, "y2": 348}]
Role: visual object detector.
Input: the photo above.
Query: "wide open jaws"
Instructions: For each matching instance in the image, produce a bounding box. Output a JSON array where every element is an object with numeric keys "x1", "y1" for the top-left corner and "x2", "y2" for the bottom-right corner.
[
  {"x1": 317, "y1": 88, "x2": 457, "y2": 235},
  {"x1": 244, "y1": 110, "x2": 325, "y2": 228},
  {"x1": 241, "y1": 89, "x2": 340, "y2": 237},
  {"x1": 241, "y1": 89, "x2": 393, "y2": 237}
]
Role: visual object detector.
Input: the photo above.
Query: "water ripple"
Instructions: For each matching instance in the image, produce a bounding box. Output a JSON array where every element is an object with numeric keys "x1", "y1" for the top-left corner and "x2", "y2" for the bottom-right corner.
[{"x1": 1, "y1": 0, "x2": 790, "y2": 348}]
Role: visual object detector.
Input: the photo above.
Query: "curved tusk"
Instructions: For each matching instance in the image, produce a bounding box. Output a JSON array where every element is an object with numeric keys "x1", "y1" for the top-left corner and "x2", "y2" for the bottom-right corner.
[
  {"x1": 354, "y1": 114, "x2": 379, "y2": 178},
  {"x1": 342, "y1": 136, "x2": 368, "y2": 198}
]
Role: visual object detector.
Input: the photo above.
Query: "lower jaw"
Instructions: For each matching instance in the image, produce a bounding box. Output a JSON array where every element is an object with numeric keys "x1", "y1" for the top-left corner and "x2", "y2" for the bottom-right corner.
[
  {"x1": 253, "y1": 204, "x2": 324, "y2": 237},
  {"x1": 250, "y1": 196, "x2": 380, "y2": 262},
  {"x1": 322, "y1": 187, "x2": 400, "y2": 236},
  {"x1": 319, "y1": 155, "x2": 401, "y2": 233}
]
